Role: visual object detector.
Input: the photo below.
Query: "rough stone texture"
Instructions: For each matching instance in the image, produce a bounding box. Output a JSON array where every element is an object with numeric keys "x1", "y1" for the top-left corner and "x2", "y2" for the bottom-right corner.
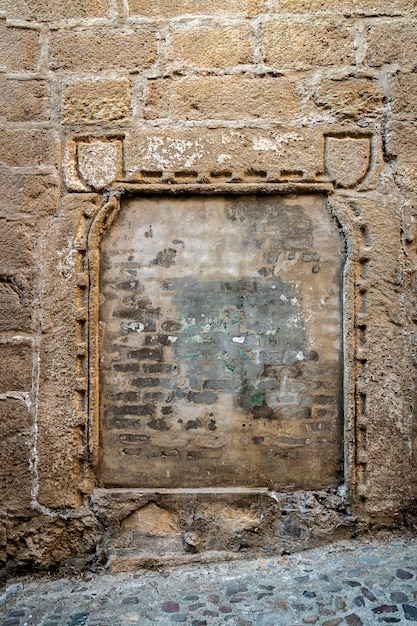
[
  {"x1": 123, "y1": 126, "x2": 325, "y2": 181},
  {"x1": 167, "y1": 23, "x2": 253, "y2": 68},
  {"x1": 0, "y1": 436, "x2": 32, "y2": 515},
  {"x1": 0, "y1": 77, "x2": 51, "y2": 122},
  {"x1": 3, "y1": 0, "x2": 111, "y2": 21},
  {"x1": 0, "y1": 22, "x2": 40, "y2": 73},
  {"x1": 389, "y1": 73, "x2": 417, "y2": 119},
  {"x1": 0, "y1": 0, "x2": 417, "y2": 577},
  {"x1": 77, "y1": 140, "x2": 123, "y2": 189},
  {"x1": 0, "y1": 169, "x2": 59, "y2": 220},
  {"x1": 0, "y1": 129, "x2": 59, "y2": 168},
  {"x1": 0, "y1": 398, "x2": 31, "y2": 439},
  {"x1": 261, "y1": 19, "x2": 355, "y2": 69},
  {"x1": 61, "y1": 79, "x2": 131, "y2": 125},
  {"x1": 325, "y1": 136, "x2": 371, "y2": 188},
  {"x1": 128, "y1": 0, "x2": 267, "y2": 17},
  {"x1": 276, "y1": 0, "x2": 413, "y2": 14},
  {"x1": 312, "y1": 77, "x2": 384, "y2": 120},
  {"x1": 144, "y1": 76, "x2": 301, "y2": 122},
  {"x1": 48, "y1": 28, "x2": 157, "y2": 72},
  {"x1": 364, "y1": 21, "x2": 417, "y2": 67},
  {"x1": 0, "y1": 344, "x2": 33, "y2": 393}
]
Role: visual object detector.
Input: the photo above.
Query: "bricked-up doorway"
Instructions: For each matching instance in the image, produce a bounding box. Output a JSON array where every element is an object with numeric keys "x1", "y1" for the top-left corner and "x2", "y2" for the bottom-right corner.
[{"x1": 97, "y1": 193, "x2": 344, "y2": 489}]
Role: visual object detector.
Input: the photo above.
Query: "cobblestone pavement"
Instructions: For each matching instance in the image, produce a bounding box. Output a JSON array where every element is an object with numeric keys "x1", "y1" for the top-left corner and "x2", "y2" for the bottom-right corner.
[{"x1": 2, "y1": 535, "x2": 417, "y2": 625}]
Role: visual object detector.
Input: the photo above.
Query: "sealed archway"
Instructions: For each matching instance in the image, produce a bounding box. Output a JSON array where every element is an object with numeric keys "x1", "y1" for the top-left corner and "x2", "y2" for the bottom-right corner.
[{"x1": 97, "y1": 193, "x2": 344, "y2": 490}]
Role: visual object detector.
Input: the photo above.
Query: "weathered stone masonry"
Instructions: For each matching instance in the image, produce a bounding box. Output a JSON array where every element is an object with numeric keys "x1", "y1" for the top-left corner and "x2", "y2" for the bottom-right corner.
[{"x1": 1, "y1": 0, "x2": 417, "y2": 573}]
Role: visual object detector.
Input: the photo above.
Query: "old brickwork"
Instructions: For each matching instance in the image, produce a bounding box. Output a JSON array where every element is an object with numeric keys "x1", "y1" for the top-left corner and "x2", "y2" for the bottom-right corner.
[{"x1": 1, "y1": 0, "x2": 417, "y2": 574}]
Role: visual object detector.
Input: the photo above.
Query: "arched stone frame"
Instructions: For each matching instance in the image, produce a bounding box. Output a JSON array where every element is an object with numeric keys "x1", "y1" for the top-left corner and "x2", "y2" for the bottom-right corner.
[
  {"x1": 32, "y1": 125, "x2": 414, "y2": 565},
  {"x1": 75, "y1": 182, "x2": 362, "y2": 502}
]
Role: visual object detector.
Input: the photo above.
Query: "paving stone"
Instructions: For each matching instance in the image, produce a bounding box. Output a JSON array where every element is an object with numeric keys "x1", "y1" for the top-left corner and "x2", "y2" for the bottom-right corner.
[
  {"x1": 2, "y1": 537, "x2": 417, "y2": 626},
  {"x1": 345, "y1": 615, "x2": 364, "y2": 626},
  {"x1": 403, "y1": 604, "x2": 417, "y2": 620},
  {"x1": 391, "y1": 591, "x2": 409, "y2": 602}
]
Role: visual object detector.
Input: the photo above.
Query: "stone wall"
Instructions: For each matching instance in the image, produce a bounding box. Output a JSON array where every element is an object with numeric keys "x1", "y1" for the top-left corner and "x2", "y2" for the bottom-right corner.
[{"x1": 1, "y1": 0, "x2": 417, "y2": 574}]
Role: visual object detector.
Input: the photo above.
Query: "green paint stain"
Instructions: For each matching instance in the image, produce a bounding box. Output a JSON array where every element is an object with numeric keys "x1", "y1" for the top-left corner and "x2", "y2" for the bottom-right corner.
[
  {"x1": 183, "y1": 353, "x2": 200, "y2": 359},
  {"x1": 251, "y1": 391, "x2": 265, "y2": 406},
  {"x1": 225, "y1": 363, "x2": 235, "y2": 373}
]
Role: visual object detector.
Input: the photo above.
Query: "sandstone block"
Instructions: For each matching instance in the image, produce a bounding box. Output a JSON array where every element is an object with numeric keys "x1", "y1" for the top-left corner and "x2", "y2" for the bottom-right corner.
[
  {"x1": 0, "y1": 170, "x2": 59, "y2": 219},
  {"x1": 0, "y1": 129, "x2": 59, "y2": 168},
  {"x1": 167, "y1": 23, "x2": 253, "y2": 68},
  {"x1": 49, "y1": 27, "x2": 157, "y2": 72},
  {"x1": 0, "y1": 398, "x2": 31, "y2": 440},
  {"x1": 144, "y1": 76, "x2": 301, "y2": 121},
  {"x1": 276, "y1": 0, "x2": 412, "y2": 14},
  {"x1": 0, "y1": 222, "x2": 34, "y2": 276},
  {"x1": 0, "y1": 435, "x2": 32, "y2": 513},
  {"x1": 387, "y1": 121, "x2": 417, "y2": 162},
  {"x1": 3, "y1": 0, "x2": 111, "y2": 21},
  {"x1": 0, "y1": 278, "x2": 34, "y2": 333},
  {"x1": 389, "y1": 73, "x2": 417, "y2": 119},
  {"x1": 313, "y1": 77, "x2": 384, "y2": 120},
  {"x1": 0, "y1": 78, "x2": 51, "y2": 123},
  {"x1": 61, "y1": 79, "x2": 131, "y2": 124},
  {"x1": 124, "y1": 126, "x2": 324, "y2": 180},
  {"x1": 261, "y1": 19, "x2": 355, "y2": 69},
  {"x1": 364, "y1": 21, "x2": 417, "y2": 67},
  {"x1": 0, "y1": 22, "x2": 40, "y2": 73},
  {"x1": 0, "y1": 344, "x2": 33, "y2": 393},
  {"x1": 128, "y1": 0, "x2": 266, "y2": 17}
]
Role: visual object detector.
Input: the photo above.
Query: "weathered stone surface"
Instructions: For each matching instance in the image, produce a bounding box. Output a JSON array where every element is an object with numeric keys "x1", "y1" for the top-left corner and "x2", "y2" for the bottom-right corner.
[
  {"x1": 167, "y1": 23, "x2": 253, "y2": 68},
  {"x1": 261, "y1": 19, "x2": 355, "y2": 68},
  {"x1": 3, "y1": 0, "x2": 111, "y2": 21},
  {"x1": 389, "y1": 73, "x2": 417, "y2": 119},
  {"x1": 276, "y1": 0, "x2": 413, "y2": 14},
  {"x1": 61, "y1": 79, "x2": 131, "y2": 124},
  {"x1": 364, "y1": 21, "x2": 417, "y2": 67},
  {"x1": 128, "y1": 0, "x2": 266, "y2": 17},
  {"x1": 0, "y1": 398, "x2": 31, "y2": 440},
  {"x1": 124, "y1": 126, "x2": 324, "y2": 180},
  {"x1": 325, "y1": 136, "x2": 371, "y2": 188},
  {"x1": 144, "y1": 76, "x2": 301, "y2": 121},
  {"x1": 313, "y1": 77, "x2": 384, "y2": 120},
  {"x1": 0, "y1": 222, "x2": 34, "y2": 276},
  {"x1": 121, "y1": 504, "x2": 180, "y2": 535},
  {"x1": 49, "y1": 27, "x2": 157, "y2": 72},
  {"x1": 386, "y1": 121, "x2": 417, "y2": 162},
  {"x1": 0, "y1": 129, "x2": 59, "y2": 168},
  {"x1": 77, "y1": 140, "x2": 123, "y2": 189},
  {"x1": 0, "y1": 344, "x2": 33, "y2": 393},
  {"x1": 0, "y1": 22, "x2": 40, "y2": 73},
  {"x1": 0, "y1": 436, "x2": 32, "y2": 513},
  {"x1": 0, "y1": 169, "x2": 59, "y2": 219},
  {"x1": 0, "y1": 77, "x2": 51, "y2": 122},
  {"x1": 0, "y1": 279, "x2": 34, "y2": 333}
]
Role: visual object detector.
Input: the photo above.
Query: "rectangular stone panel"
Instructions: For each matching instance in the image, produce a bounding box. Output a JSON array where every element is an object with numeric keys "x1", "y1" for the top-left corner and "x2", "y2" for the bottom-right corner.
[{"x1": 98, "y1": 194, "x2": 343, "y2": 489}]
